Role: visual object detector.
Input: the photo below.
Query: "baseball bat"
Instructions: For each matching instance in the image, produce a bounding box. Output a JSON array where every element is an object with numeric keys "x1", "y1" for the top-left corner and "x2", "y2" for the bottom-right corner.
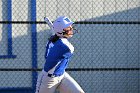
[{"x1": 44, "y1": 17, "x2": 53, "y2": 30}]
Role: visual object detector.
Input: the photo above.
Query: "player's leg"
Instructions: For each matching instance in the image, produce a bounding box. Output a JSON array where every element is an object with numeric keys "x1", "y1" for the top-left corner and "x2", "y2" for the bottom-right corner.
[
  {"x1": 58, "y1": 72, "x2": 85, "y2": 93},
  {"x1": 35, "y1": 71, "x2": 60, "y2": 93}
]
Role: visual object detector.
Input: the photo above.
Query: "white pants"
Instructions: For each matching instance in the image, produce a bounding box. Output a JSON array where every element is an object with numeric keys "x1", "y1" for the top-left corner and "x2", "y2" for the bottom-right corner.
[{"x1": 35, "y1": 70, "x2": 85, "y2": 93}]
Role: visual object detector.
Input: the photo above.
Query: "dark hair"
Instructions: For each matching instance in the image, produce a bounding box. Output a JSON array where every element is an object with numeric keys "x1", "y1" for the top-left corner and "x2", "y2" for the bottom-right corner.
[{"x1": 48, "y1": 34, "x2": 60, "y2": 43}]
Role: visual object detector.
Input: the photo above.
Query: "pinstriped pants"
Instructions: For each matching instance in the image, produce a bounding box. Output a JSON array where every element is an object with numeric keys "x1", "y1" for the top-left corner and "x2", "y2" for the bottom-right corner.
[{"x1": 35, "y1": 70, "x2": 85, "y2": 93}]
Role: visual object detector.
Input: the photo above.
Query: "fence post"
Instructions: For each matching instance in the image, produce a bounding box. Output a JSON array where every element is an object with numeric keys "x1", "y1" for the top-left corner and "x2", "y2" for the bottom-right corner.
[
  {"x1": 0, "y1": 0, "x2": 16, "y2": 59},
  {"x1": 30, "y1": 0, "x2": 37, "y2": 92},
  {"x1": 7, "y1": 0, "x2": 12, "y2": 56}
]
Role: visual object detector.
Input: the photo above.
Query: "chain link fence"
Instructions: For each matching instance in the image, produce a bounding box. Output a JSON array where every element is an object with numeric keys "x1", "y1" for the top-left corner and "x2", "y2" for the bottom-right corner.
[{"x1": 0, "y1": 0, "x2": 140, "y2": 93}]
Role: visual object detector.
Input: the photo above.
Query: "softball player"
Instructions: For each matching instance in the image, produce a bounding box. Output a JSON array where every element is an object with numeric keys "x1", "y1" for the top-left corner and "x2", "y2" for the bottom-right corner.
[{"x1": 35, "y1": 16, "x2": 85, "y2": 93}]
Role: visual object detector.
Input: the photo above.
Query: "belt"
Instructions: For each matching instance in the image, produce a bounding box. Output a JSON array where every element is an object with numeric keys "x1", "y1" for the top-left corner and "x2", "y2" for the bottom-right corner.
[
  {"x1": 48, "y1": 74, "x2": 57, "y2": 78},
  {"x1": 47, "y1": 73, "x2": 63, "y2": 78}
]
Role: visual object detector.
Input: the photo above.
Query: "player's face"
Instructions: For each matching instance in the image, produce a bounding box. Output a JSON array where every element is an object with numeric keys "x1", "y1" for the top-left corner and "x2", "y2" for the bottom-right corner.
[{"x1": 63, "y1": 25, "x2": 73, "y2": 38}]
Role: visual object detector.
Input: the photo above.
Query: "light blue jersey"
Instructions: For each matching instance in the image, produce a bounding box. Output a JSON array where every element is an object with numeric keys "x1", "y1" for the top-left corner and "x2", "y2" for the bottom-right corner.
[{"x1": 44, "y1": 38, "x2": 74, "y2": 76}]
